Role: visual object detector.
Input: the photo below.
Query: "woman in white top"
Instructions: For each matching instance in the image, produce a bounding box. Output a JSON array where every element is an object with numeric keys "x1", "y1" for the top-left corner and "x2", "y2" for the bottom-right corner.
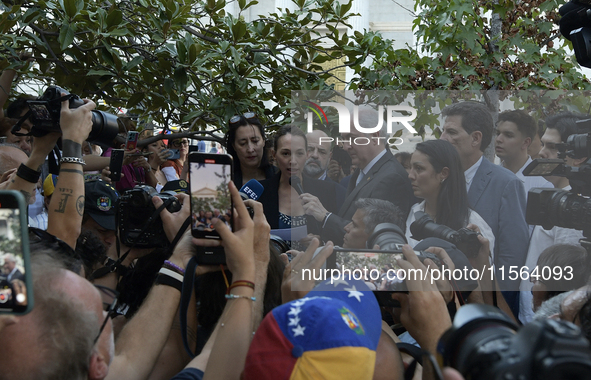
[{"x1": 405, "y1": 139, "x2": 495, "y2": 257}]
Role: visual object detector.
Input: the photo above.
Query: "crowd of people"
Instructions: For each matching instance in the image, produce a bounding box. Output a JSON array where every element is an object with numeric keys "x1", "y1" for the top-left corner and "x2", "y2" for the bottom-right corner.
[{"x1": 0, "y1": 61, "x2": 589, "y2": 380}]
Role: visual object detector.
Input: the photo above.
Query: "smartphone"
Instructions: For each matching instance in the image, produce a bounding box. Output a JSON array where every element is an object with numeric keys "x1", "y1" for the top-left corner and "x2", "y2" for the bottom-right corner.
[
  {"x1": 328, "y1": 248, "x2": 442, "y2": 307},
  {"x1": 125, "y1": 131, "x2": 139, "y2": 151},
  {"x1": 0, "y1": 191, "x2": 33, "y2": 315},
  {"x1": 168, "y1": 149, "x2": 181, "y2": 160},
  {"x1": 189, "y1": 153, "x2": 233, "y2": 240},
  {"x1": 109, "y1": 149, "x2": 125, "y2": 182}
]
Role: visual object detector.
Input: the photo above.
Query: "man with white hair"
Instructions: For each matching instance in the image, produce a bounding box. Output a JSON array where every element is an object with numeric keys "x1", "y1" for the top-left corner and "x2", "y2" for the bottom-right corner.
[
  {"x1": 301, "y1": 107, "x2": 414, "y2": 245},
  {"x1": 2, "y1": 254, "x2": 24, "y2": 282}
]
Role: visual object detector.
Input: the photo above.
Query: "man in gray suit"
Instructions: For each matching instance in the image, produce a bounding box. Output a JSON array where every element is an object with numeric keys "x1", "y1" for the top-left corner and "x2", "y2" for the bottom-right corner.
[
  {"x1": 440, "y1": 101, "x2": 529, "y2": 317},
  {"x1": 300, "y1": 108, "x2": 414, "y2": 246}
]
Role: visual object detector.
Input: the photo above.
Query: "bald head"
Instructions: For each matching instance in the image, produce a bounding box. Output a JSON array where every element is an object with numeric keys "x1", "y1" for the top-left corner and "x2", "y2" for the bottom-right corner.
[
  {"x1": 304, "y1": 130, "x2": 332, "y2": 178},
  {"x1": 0, "y1": 144, "x2": 28, "y2": 175}
]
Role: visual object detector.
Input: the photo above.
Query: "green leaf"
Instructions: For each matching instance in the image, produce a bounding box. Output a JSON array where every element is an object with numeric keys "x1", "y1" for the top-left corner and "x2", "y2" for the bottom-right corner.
[
  {"x1": 174, "y1": 66, "x2": 188, "y2": 90},
  {"x1": 62, "y1": 0, "x2": 78, "y2": 18},
  {"x1": 128, "y1": 92, "x2": 145, "y2": 108},
  {"x1": 238, "y1": 0, "x2": 246, "y2": 9},
  {"x1": 126, "y1": 56, "x2": 143, "y2": 70},
  {"x1": 164, "y1": 78, "x2": 174, "y2": 93},
  {"x1": 176, "y1": 41, "x2": 187, "y2": 62},
  {"x1": 59, "y1": 23, "x2": 75, "y2": 51},
  {"x1": 232, "y1": 20, "x2": 247, "y2": 41},
  {"x1": 87, "y1": 69, "x2": 114, "y2": 76},
  {"x1": 106, "y1": 9, "x2": 123, "y2": 29}
]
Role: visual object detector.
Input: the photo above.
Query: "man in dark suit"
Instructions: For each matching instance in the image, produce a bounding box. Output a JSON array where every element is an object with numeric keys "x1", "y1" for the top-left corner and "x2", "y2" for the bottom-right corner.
[
  {"x1": 440, "y1": 101, "x2": 529, "y2": 317},
  {"x1": 2, "y1": 254, "x2": 24, "y2": 282},
  {"x1": 304, "y1": 130, "x2": 347, "y2": 210},
  {"x1": 300, "y1": 108, "x2": 414, "y2": 246}
]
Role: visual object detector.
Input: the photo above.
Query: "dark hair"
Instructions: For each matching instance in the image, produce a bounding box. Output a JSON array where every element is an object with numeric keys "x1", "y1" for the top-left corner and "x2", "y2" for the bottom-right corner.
[
  {"x1": 0, "y1": 117, "x2": 21, "y2": 136},
  {"x1": 224, "y1": 115, "x2": 271, "y2": 187},
  {"x1": 414, "y1": 139, "x2": 470, "y2": 231},
  {"x1": 75, "y1": 230, "x2": 107, "y2": 280},
  {"x1": 394, "y1": 151, "x2": 411, "y2": 168},
  {"x1": 536, "y1": 119, "x2": 545, "y2": 138},
  {"x1": 544, "y1": 111, "x2": 589, "y2": 143},
  {"x1": 354, "y1": 198, "x2": 406, "y2": 234},
  {"x1": 441, "y1": 102, "x2": 493, "y2": 152},
  {"x1": 273, "y1": 125, "x2": 307, "y2": 151},
  {"x1": 537, "y1": 244, "x2": 590, "y2": 300},
  {"x1": 497, "y1": 110, "x2": 537, "y2": 140},
  {"x1": 6, "y1": 96, "x2": 35, "y2": 119}
]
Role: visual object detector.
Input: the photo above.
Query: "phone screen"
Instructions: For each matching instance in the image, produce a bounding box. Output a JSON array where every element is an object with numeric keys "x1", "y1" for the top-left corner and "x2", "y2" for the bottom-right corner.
[
  {"x1": 0, "y1": 191, "x2": 32, "y2": 314},
  {"x1": 332, "y1": 249, "x2": 406, "y2": 292},
  {"x1": 125, "y1": 131, "x2": 139, "y2": 151},
  {"x1": 189, "y1": 153, "x2": 233, "y2": 239}
]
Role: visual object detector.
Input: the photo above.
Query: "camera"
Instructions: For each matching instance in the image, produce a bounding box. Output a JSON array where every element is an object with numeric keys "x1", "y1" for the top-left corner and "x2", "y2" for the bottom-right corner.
[
  {"x1": 559, "y1": 1, "x2": 591, "y2": 68},
  {"x1": 439, "y1": 303, "x2": 591, "y2": 380},
  {"x1": 118, "y1": 185, "x2": 181, "y2": 248},
  {"x1": 523, "y1": 119, "x2": 591, "y2": 245},
  {"x1": 409, "y1": 211, "x2": 482, "y2": 257},
  {"x1": 12, "y1": 86, "x2": 120, "y2": 146}
]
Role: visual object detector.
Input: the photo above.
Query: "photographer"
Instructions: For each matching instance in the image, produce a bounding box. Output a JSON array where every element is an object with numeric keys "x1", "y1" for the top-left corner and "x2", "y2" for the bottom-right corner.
[{"x1": 519, "y1": 112, "x2": 586, "y2": 323}]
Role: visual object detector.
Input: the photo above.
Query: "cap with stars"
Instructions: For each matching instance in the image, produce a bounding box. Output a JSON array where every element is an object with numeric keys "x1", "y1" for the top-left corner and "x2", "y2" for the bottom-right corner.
[{"x1": 243, "y1": 277, "x2": 381, "y2": 380}]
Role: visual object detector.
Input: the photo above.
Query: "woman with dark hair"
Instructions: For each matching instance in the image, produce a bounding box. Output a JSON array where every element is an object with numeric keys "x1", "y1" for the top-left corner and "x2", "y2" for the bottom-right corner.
[
  {"x1": 405, "y1": 139, "x2": 495, "y2": 255},
  {"x1": 259, "y1": 125, "x2": 339, "y2": 249},
  {"x1": 224, "y1": 113, "x2": 275, "y2": 188}
]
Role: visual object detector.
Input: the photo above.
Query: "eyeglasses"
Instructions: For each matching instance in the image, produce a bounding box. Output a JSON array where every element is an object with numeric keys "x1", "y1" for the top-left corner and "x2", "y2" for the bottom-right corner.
[
  {"x1": 94, "y1": 292, "x2": 118, "y2": 345},
  {"x1": 229, "y1": 112, "x2": 257, "y2": 125},
  {"x1": 95, "y1": 284, "x2": 120, "y2": 311},
  {"x1": 171, "y1": 140, "x2": 189, "y2": 147},
  {"x1": 29, "y1": 227, "x2": 76, "y2": 258}
]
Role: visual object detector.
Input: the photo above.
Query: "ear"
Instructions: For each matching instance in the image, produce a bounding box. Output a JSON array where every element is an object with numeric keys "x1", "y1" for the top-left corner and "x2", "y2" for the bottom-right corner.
[
  {"x1": 522, "y1": 137, "x2": 532, "y2": 150},
  {"x1": 573, "y1": 156, "x2": 588, "y2": 166},
  {"x1": 471, "y1": 131, "x2": 483, "y2": 148},
  {"x1": 88, "y1": 352, "x2": 109, "y2": 380},
  {"x1": 440, "y1": 167, "x2": 450, "y2": 181}
]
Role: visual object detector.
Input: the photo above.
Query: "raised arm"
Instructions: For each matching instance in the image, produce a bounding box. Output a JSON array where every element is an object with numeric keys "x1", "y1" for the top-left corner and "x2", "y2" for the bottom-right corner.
[{"x1": 46, "y1": 97, "x2": 95, "y2": 248}]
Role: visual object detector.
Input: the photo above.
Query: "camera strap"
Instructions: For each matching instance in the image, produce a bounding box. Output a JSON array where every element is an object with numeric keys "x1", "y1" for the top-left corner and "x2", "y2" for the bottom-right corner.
[
  {"x1": 180, "y1": 256, "x2": 199, "y2": 358},
  {"x1": 91, "y1": 198, "x2": 174, "y2": 280},
  {"x1": 396, "y1": 343, "x2": 444, "y2": 380}
]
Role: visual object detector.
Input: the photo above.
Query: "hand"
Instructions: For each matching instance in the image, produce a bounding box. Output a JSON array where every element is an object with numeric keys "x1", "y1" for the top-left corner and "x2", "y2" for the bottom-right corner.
[
  {"x1": 243, "y1": 200, "x2": 270, "y2": 266},
  {"x1": 327, "y1": 159, "x2": 344, "y2": 182},
  {"x1": 192, "y1": 182, "x2": 255, "y2": 280},
  {"x1": 466, "y1": 224, "x2": 491, "y2": 270},
  {"x1": 391, "y1": 245, "x2": 452, "y2": 354},
  {"x1": 29, "y1": 131, "x2": 61, "y2": 161},
  {"x1": 281, "y1": 238, "x2": 334, "y2": 303},
  {"x1": 122, "y1": 149, "x2": 141, "y2": 166},
  {"x1": 152, "y1": 149, "x2": 170, "y2": 167},
  {"x1": 60, "y1": 94, "x2": 95, "y2": 144},
  {"x1": 299, "y1": 193, "x2": 329, "y2": 222},
  {"x1": 101, "y1": 167, "x2": 112, "y2": 183},
  {"x1": 0, "y1": 168, "x2": 16, "y2": 188},
  {"x1": 424, "y1": 246, "x2": 455, "y2": 303},
  {"x1": 154, "y1": 193, "x2": 191, "y2": 243}
]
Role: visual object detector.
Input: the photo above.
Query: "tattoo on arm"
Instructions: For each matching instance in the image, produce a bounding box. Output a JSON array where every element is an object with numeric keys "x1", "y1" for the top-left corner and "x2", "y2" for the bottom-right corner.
[
  {"x1": 54, "y1": 193, "x2": 72, "y2": 214},
  {"x1": 60, "y1": 168, "x2": 84, "y2": 176},
  {"x1": 59, "y1": 187, "x2": 74, "y2": 194},
  {"x1": 76, "y1": 195, "x2": 84, "y2": 216}
]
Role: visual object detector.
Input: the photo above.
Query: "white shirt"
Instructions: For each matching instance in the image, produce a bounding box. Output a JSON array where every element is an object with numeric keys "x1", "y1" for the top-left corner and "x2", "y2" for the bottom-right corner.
[
  {"x1": 506, "y1": 156, "x2": 553, "y2": 198},
  {"x1": 518, "y1": 185, "x2": 584, "y2": 324},
  {"x1": 318, "y1": 171, "x2": 327, "y2": 181},
  {"x1": 405, "y1": 201, "x2": 496, "y2": 259},
  {"x1": 356, "y1": 149, "x2": 387, "y2": 186},
  {"x1": 464, "y1": 156, "x2": 483, "y2": 192}
]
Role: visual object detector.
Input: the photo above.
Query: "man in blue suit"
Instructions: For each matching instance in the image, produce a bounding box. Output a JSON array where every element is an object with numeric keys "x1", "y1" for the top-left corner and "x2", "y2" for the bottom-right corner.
[{"x1": 440, "y1": 101, "x2": 529, "y2": 317}]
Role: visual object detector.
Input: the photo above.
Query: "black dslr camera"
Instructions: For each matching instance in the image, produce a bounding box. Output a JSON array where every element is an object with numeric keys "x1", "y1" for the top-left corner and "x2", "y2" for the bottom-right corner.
[
  {"x1": 439, "y1": 304, "x2": 591, "y2": 380},
  {"x1": 118, "y1": 185, "x2": 181, "y2": 248},
  {"x1": 12, "y1": 85, "x2": 120, "y2": 146},
  {"x1": 409, "y1": 211, "x2": 481, "y2": 257},
  {"x1": 559, "y1": 0, "x2": 591, "y2": 68},
  {"x1": 524, "y1": 118, "x2": 591, "y2": 246}
]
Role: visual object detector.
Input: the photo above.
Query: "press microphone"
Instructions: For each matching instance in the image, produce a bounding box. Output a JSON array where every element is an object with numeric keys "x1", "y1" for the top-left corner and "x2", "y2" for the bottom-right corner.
[
  {"x1": 289, "y1": 176, "x2": 304, "y2": 195},
  {"x1": 239, "y1": 179, "x2": 264, "y2": 201}
]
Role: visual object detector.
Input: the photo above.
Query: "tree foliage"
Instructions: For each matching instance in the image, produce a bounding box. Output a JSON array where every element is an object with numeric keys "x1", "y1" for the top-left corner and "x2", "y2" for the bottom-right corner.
[{"x1": 0, "y1": 0, "x2": 379, "y2": 131}]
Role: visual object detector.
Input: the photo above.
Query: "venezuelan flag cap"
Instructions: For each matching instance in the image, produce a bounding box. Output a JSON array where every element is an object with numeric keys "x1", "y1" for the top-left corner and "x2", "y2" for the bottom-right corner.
[{"x1": 243, "y1": 277, "x2": 381, "y2": 380}]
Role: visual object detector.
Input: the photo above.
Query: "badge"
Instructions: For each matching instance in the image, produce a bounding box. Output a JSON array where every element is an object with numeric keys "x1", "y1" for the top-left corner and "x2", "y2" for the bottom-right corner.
[{"x1": 97, "y1": 196, "x2": 112, "y2": 211}]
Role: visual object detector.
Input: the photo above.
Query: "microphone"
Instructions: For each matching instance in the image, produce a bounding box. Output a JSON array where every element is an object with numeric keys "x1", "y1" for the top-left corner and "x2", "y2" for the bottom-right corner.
[
  {"x1": 239, "y1": 179, "x2": 264, "y2": 201},
  {"x1": 289, "y1": 176, "x2": 304, "y2": 195}
]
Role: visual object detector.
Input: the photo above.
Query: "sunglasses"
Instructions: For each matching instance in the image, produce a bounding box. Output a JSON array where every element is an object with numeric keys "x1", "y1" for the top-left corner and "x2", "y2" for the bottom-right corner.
[{"x1": 229, "y1": 112, "x2": 257, "y2": 125}]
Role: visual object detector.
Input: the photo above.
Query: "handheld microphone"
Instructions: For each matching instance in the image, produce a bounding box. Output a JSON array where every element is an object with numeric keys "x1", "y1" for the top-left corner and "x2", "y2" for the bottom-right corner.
[
  {"x1": 239, "y1": 179, "x2": 264, "y2": 201},
  {"x1": 289, "y1": 176, "x2": 304, "y2": 195}
]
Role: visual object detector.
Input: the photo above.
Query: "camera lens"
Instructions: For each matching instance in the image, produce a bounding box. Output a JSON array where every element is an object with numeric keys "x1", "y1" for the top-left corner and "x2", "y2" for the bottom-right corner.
[
  {"x1": 410, "y1": 211, "x2": 459, "y2": 243},
  {"x1": 88, "y1": 111, "x2": 120, "y2": 146},
  {"x1": 366, "y1": 223, "x2": 407, "y2": 251}
]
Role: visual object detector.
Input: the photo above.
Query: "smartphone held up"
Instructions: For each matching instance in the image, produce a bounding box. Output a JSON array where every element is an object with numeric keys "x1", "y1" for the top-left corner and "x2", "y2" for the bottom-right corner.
[{"x1": 189, "y1": 153, "x2": 234, "y2": 240}]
